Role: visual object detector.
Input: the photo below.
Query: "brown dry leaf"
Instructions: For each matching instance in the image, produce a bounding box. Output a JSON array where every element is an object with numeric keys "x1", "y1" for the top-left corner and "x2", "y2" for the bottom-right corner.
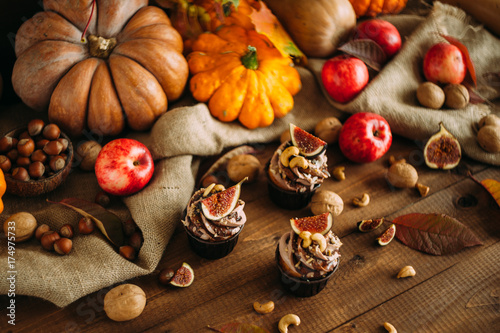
[
  {"x1": 393, "y1": 213, "x2": 483, "y2": 255},
  {"x1": 48, "y1": 198, "x2": 124, "y2": 247},
  {"x1": 338, "y1": 39, "x2": 387, "y2": 71}
]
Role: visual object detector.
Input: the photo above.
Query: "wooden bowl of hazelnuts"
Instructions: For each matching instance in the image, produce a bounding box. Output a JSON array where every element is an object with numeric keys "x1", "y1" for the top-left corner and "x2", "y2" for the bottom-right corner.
[{"x1": 0, "y1": 119, "x2": 74, "y2": 197}]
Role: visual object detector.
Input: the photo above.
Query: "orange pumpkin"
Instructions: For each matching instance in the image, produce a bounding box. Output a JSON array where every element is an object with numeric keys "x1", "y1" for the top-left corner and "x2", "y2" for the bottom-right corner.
[
  {"x1": 12, "y1": 0, "x2": 188, "y2": 137},
  {"x1": 187, "y1": 25, "x2": 301, "y2": 129},
  {"x1": 348, "y1": 0, "x2": 408, "y2": 17}
]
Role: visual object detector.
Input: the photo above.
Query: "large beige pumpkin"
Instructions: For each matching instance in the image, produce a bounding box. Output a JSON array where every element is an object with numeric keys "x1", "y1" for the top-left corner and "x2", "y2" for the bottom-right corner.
[{"x1": 12, "y1": 0, "x2": 188, "y2": 137}]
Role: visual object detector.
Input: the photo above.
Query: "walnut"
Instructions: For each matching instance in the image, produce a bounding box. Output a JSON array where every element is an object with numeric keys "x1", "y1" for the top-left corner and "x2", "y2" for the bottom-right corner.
[
  {"x1": 226, "y1": 154, "x2": 261, "y2": 183},
  {"x1": 310, "y1": 190, "x2": 344, "y2": 217},
  {"x1": 314, "y1": 117, "x2": 342, "y2": 144}
]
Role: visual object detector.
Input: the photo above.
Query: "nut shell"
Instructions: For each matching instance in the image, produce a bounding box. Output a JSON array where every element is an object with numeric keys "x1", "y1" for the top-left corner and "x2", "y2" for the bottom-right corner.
[
  {"x1": 478, "y1": 114, "x2": 500, "y2": 129},
  {"x1": 310, "y1": 190, "x2": 343, "y2": 217},
  {"x1": 314, "y1": 117, "x2": 342, "y2": 144},
  {"x1": 386, "y1": 162, "x2": 418, "y2": 188},
  {"x1": 226, "y1": 154, "x2": 261, "y2": 183},
  {"x1": 417, "y1": 82, "x2": 445, "y2": 109},
  {"x1": 104, "y1": 284, "x2": 146, "y2": 322},
  {"x1": 477, "y1": 125, "x2": 500, "y2": 153},
  {"x1": 443, "y1": 84, "x2": 469, "y2": 109},
  {"x1": 76, "y1": 140, "x2": 102, "y2": 171},
  {"x1": 3, "y1": 212, "x2": 37, "y2": 242}
]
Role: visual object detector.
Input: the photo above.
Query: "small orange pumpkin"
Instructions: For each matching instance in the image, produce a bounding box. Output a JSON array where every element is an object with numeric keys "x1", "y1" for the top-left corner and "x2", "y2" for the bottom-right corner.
[
  {"x1": 187, "y1": 25, "x2": 301, "y2": 129},
  {"x1": 12, "y1": 0, "x2": 188, "y2": 137},
  {"x1": 349, "y1": 0, "x2": 408, "y2": 17}
]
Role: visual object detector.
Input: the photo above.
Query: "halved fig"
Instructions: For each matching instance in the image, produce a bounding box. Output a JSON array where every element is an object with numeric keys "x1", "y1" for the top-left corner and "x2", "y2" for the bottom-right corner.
[
  {"x1": 357, "y1": 217, "x2": 384, "y2": 232},
  {"x1": 170, "y1": 262, "x2": 194, "y2": 287},
  {"x1": 290, "y1": 212, "x2": 333, "y2": 235},
  {"x1": 200, "y1": 178, "x2": 247, "y2": 220},
  {"x1": 376, "y1": 224, "x2": 396, "y2": 246},
  {"x1": 289, "y1": 123, "x2": 327, "y2": 157},
  {"x1": 423, "y1": 122, "x2": 461, "y2": 170}
]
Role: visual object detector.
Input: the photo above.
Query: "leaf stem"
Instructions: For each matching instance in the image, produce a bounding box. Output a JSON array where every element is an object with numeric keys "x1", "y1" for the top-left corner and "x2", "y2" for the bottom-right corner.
[{"x1": 81, "y1": 0, "x2": 96, "y2": 43}]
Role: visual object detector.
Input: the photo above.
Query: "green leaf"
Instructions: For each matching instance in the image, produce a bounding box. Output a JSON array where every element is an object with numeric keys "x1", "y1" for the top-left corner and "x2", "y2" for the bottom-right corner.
[
  {"x1": 48, "y1": 198, "x2": 124, "y2": 247},
  {"x1": 210, "y1": 323, "x2": 270, "y2": 333},
  {"x1": 393, "y1": 213, "x2": 482, "y2": 255}
]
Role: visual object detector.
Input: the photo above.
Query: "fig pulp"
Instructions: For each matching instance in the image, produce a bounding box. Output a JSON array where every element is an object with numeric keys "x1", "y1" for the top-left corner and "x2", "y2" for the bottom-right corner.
[
  {"x1": 357, "y1": 217, "x2": 384, "y2": 232},
  {"x1": 423, "y1": 122, "x2": 461, "y2": 170},
  {"x1": 200, "y1": 178, "x2": 246, "y2": 220},
  {"x1": 290, "y1": 123, "x2": 327, "y2": 157},
  {"x1": 376, "y1": 224, "x2": 396, "y2": 246},
  {"x1": 290, "y1": 212, "x2": 333, "y2": 235},
  {"x1": 170, "y1": 262, "x2": 194, "y2": 287}
]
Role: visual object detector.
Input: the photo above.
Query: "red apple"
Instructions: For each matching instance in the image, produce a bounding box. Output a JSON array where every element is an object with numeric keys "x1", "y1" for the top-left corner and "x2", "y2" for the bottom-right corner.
[
  {"x1": 321, "y1": 55, "x2": 369, "y2": 104},
  {"x1": 423, "y1": 42, "x2": 466, "y2": 84},
  {"x1": 95, "y1": 138, "x2": 154, "y2": 196},
  {"x1": 338, "y1": 112, "x2": 392, "y2": 163},
  {"x1": 353, "y1": 19, "x2": 402, "y2": 58}
]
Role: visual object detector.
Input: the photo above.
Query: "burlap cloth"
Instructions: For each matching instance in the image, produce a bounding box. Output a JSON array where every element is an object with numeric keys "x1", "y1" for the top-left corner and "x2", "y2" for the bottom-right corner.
[{"x1": 0, "y1": 2, "x2": 499, "y2": 308}]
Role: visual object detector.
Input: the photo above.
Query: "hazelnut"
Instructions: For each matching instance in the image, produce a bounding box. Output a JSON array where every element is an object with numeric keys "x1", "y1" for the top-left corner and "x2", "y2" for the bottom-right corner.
[
  {"x1": 226, "y1": 154, "x2": 261, "y2": 183},
  {"x1": 59, "y1": 224, "x2": 74, "y2": 238},
  {"x1": 42, "y1": 123, "x2": 61, "y2": 140},
  {"x1": 49, "y1": 155, "x2": 66, "y2": 172},
  {"x1": 95, "y1": 190, "x2": 112, "y2": 207},
  {"x1": 76, "y1": 140, "x2": 102, "y2": 171},
  {"x1": 0, "y1": 155, "x2": 11, "y2": 172},
  {"x1": 477, "y1": 125, "x2": 500, "y2": 153},
  {"x1": 310, "y1": 190, "x2": 344, "y2": 217},
  {"x1": 104, "y1": 284, "x2": 146, "y2": 322},
  {"x1": 158, "y1": 268, "x2": 175, "y2": 285},
  {"x1": 18, "y1": 131, "x2": 31, "y2": 140},
  {"x1": 17, "y1": 138, "x2": 35, "y2": 157},
  {"x1": 417, "y1": 82, "x2": 445, "y2": 109},
  {"x1": 35, "y1": 224, "x2": 51, "y2": 240},
  {"x1": 443, "y1": 84, "x2": 469, "y2": 109},
  {"x1": 128, "y1": 231, "x2": 143, "y2": 251},
  {"x1": 119, "y1": 245, "x2": 136, "y2": 261},
  {"x1": 40, "y1": 231, "x2": 61, "y2": 251},
  {"x1": 11, "y1": 167, "x2": 30, "y2": 181},
  {"x1": 30, "y1": 149, "x2": 48, "y2": 163},
  {"x1": 386, "y1": 162, "x2": 418, "y2": 188},
  {"x1": 16, "y1": 156, "x2": 31, "y2": 168},
  {"x1": 0, "y1": 136, "x2": 15, "y2": 153},
  {"x1": 54, "y1": 238, "x2": 72, "y2": 255},
  {"x1": 27, "y1": 119, "x2": 45, "y2": 136},
  {"x1": 6, "y1": 149, "x2": 18, "y2": 162},
  {"x1": 56, "y1": 137, "x2": 69, "y2": 151},
  {"x1": 314, "y1": 117, "x2": 342, "y2": 144},
  {"x1": 3, "y1": 212, "x2": 38, "y2": 242},
  {"x1": 78, "y1": 216, "x2": 95, "y2": 234},
  {"x1": 28, "y1": 161, "x2": 46, "y2": 179},
  {"x1": 36, "y1": 139, "x2": 49, "y2": 150},
  {"x1": 43, "y1": 140, "x2": 64, "y2": 156},
  {"x1": 122, "y1": 219, "x2": 137, "y2": 237}
]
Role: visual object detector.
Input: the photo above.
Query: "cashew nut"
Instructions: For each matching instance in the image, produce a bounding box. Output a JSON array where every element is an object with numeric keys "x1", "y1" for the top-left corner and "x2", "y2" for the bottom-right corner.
[
  {"x1": 278, "y1": 314, "x2": 300, "y2": 333},
  {"x1": 299, "y1": 231, "x2": 312, "y2": 248},
  {"x1": 311, "y1": 233, "x2": 327, "y2": 252},
  {"x1": 279, "y1": 146, "x2": 300, "y2": 167},
  {"x1": 397, "y1": 265, "x2": 416, "y2": 278},
  {"x1": 203, "y1": 183, "x2": 216, "y2": 197},
  {"x1": 289, "y1": 156, "x2": 308, "y2": 169},
  {"x1": 213, "y1": 184, "x2": 225, "y2": 192},
  {"x1": 353, "y1": 193, "x2": 370, "y2": 207},
  {"x1": 416, "y1": 183, "x2": 430, "y2": 197},
  {"x1": 332, "y1": 166, "x2": 345, "y2": 181},
  {"x1": 384, "y1": 322, "x2": 397, "y2": 333},
  {"x1": 253, "y1": 300, "x2": 275, "y2": 314}
]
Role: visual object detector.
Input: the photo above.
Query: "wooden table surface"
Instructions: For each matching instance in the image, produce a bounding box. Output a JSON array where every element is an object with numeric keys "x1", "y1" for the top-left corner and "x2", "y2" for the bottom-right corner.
[{"x1": 2, "y1": 135, "x2": 499, "y2": 333}]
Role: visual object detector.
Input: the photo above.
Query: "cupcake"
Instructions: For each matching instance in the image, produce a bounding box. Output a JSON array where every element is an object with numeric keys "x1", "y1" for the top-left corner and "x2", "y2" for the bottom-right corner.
[
  {"x1": 276, "y1": 212, "x2": 342, "y2": 297},
  {"x1": 267, "y1": 124, "x2": 330, "y2": 209},
  {"x1": 182, "y1": 180, "x2": 247, "y2": 259}
]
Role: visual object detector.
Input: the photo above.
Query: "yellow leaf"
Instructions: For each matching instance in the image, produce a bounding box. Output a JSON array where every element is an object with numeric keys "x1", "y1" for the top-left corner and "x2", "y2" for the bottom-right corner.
[{"x1": 481, "y1": 179, "x2": 500, "y2": 208}]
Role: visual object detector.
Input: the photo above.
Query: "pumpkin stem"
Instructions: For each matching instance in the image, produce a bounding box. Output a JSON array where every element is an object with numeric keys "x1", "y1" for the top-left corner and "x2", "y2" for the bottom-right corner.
[
  {"x1": 81, "y1": 0, "x2": 96, "y2": 43},
  {"x1": 88, "y1": 35, "x2": 117, "y2": 59},
  {"x1": 241, "y1": 46, "x2": 258, "y2": 70}
]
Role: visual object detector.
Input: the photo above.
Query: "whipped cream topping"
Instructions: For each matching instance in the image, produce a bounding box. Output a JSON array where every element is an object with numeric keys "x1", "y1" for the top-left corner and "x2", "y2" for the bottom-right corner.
[
  {"x1": 268, "y1": 141, "x2": 330, "y2": 193},
  {"x1": 182, "y1": 188, "x2": 246, "y2": 241},
  {"x1": 278, "y1": 230, "x2": 342, "y2": 279}
]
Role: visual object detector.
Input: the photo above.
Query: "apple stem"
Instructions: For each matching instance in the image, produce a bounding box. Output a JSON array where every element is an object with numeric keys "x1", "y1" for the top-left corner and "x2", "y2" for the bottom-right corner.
[{"x1": 81, "y1": 0, "x2": 96, "y2": 43}]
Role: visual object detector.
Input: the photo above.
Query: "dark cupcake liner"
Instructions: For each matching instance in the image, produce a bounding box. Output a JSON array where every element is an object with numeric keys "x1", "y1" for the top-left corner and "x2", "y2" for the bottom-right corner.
[
  {"x1": 265, "y1": 162, "x2": 319, "y2": 210},
  {"x1": 185, "y1": 225, "x2": 243, "y2": 260},
  {"x1": 275, "y1": 244, "x2": 339, "y2": 297}
]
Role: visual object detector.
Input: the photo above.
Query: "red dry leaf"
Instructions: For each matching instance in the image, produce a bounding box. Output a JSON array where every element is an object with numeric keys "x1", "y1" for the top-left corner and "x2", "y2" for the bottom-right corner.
[
  {"x1": 440, "y1": 34, "x2": 477, "y2": 87},
  {"x1": 209, "y1": 323, "x2": 270, "y2": 333},
  {"x1": 393, "y1": 213, "x2": 483, "y2": 255},
  {"x1": 48, "y1": 198, "x2": 125, "y2": 247},
  {"x1": 338, "y1": 39, "x2": 387, "y2": 71}
]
